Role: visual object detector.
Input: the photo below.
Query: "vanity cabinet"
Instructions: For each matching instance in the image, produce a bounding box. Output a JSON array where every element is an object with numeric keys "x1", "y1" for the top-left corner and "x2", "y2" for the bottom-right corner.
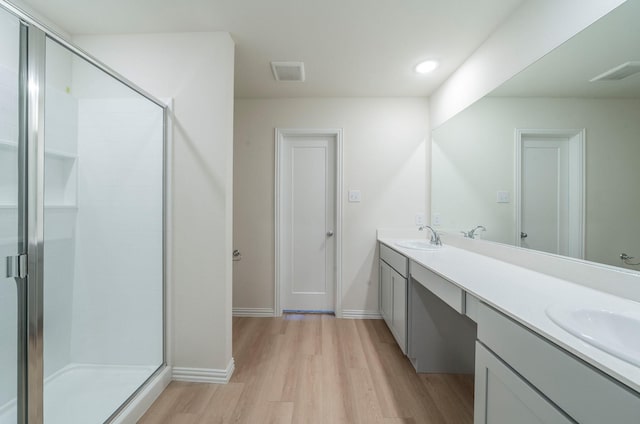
[
  {"x1": 379, "y1": 243, "x2": 408, "y2": 354},
  {"x1": 475, "y1": 342, "x2": 572, "y2": 424},
  {"x1": 378, "y1": 236, "x2": 640, "y2": 424},
  {"x1": 379, "y1": 260, "x2": 393, "y2": 323},
  {"x1": 476, "y1": 302, "x2": 640, "y2": 424}
]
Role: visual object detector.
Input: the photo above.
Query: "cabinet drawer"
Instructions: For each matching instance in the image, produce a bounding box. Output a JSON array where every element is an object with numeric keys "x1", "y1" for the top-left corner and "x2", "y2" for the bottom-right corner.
[
  {"x1": 478, "y1": 303, "x2": 640, "y2": 424},
  {"x1": 410, "y1": 261, "x2": 464, "y2": 314},
  {"x1": 465, "y1": 292, "x2": 479, "y2": 323},
  {"x1": 380, "y1": 243, "x2": 408, "y2": 277}
]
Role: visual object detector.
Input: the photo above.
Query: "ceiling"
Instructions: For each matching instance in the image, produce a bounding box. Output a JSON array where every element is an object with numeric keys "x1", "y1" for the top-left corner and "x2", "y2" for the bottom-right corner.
[
  {"x1": 492, "y1": 0, "x2": 640, "y2": 98},
  {"x1": 16, "y1": 0, "x2": 524, "y2": 98}
]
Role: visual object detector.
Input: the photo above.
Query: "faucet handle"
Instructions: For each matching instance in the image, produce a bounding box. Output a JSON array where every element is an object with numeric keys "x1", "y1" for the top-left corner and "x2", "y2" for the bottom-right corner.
[{"x1": 418, "y1": 225, "x2": 442, "y2": 245}]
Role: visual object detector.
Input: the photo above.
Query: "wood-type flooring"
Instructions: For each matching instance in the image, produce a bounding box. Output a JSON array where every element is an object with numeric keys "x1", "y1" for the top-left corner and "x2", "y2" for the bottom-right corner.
[{"x1": 139, "y1": 314, "x2": 474, "y2": 423}]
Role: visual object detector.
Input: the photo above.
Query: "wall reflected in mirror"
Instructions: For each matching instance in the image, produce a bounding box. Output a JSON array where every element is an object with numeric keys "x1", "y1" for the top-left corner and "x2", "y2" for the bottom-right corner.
[{"x1": 431, "y1": 0, "x2": 640, "y2": 271}]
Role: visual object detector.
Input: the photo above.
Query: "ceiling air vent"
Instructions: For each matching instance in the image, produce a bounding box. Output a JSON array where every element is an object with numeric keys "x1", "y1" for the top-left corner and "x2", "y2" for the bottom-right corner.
[
  {"x1": 271, "y1": 61, "x2": 305, "y2": 82},
  {"x1": 590, "y1": 61, "x2": 640, "y2": 82}
]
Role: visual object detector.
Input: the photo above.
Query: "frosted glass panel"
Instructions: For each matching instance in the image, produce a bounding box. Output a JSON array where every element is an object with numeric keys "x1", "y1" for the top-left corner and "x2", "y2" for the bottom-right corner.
[
  {"x1": 0, "y1": 7, "x2": 20, "y2": 424},
  {"x1": 43, "y1": 39, "x2": 163, "y2": 424}
]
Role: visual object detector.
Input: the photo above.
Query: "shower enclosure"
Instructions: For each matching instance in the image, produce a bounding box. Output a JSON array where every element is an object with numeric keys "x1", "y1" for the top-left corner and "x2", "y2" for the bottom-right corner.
[{"x1": 1, "y1": 2, "x2": 166, "y2": 423}]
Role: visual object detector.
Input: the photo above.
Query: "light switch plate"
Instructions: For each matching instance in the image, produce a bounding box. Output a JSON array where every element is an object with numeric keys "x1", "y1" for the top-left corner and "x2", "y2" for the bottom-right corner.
[
  {"x1": 496, "y1": 191, "x2": 510, "y2": 203},
  {"x1": 348, "y1": 190, "x2": 361, "y2": 202}
]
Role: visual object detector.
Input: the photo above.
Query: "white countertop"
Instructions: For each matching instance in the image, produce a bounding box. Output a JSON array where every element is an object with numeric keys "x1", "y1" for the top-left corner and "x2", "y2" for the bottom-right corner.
[{"x1": 378, "y1": 236, "x2": 640, "y2": 394}]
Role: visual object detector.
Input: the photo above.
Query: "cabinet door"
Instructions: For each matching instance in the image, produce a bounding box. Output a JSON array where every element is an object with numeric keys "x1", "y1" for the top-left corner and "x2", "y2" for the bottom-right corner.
[
  {"x1": 391, "y1": 269, "x2": 407, "y2": 354},
  {"x1": 475, "y1": 342, "x2": 574, "y2": 424},
  {"x1": 379, "y1": 260, "x2": 393, "y2": 326}
]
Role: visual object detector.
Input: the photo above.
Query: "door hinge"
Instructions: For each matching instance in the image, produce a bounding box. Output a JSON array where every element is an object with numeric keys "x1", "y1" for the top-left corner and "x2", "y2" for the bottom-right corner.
[{"x1": 5, "y1": 254, "x2": 28, "y2": 279}]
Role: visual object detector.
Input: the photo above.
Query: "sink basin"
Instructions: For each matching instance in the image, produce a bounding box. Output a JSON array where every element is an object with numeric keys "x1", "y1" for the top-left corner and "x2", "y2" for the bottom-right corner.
[
  {"x1": 546, "y1": 304, "x2": 640, "y2": 367},
  {"x1": 394, "y1": 240, "x2": 442, "y2": 250}
]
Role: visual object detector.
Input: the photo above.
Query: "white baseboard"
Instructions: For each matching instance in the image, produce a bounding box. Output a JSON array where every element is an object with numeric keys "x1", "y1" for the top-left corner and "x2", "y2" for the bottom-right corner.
[
  {"x1": 112, "y1": 366, "x2": 172, "y2": 424},
  {"x1": 172, "y1": 358, "x2": 235, "y2": 384},
  {"x1": 232, "y1": 307, "x2": 275, "y2": 317},
  {"x1": 341, "y1": 309, "x2": 382, "y2": 319}
]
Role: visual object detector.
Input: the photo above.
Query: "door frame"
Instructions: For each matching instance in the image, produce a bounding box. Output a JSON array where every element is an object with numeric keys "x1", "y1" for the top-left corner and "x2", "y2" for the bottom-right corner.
[
  {"x1": 274, "y1": 128, "x2": 343, "y2": 317},
  {"x1": 514, "y1": 128, "x2": 585, "y2": 258}
]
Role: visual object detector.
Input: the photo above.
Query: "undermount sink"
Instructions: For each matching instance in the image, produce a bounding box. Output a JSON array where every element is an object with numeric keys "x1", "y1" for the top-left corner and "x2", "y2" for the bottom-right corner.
[
  {"x1": 546, "y1": 304, "x2": 640, "y2": 367},
  {"x1": 394, "y1": 240, "x2": 442, "y2": 250}
]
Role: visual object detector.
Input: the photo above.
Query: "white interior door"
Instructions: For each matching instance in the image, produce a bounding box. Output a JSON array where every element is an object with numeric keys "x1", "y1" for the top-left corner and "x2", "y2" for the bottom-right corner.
[
  {"x1": 517, "y1": 130, "x2": 584, "y2": 258},
  {"x1": 521, "y1": 137, "x2": 568, "y2": 255},
  {"x1": 279, "y1": 133, "x2": 336, "y2": 312}
]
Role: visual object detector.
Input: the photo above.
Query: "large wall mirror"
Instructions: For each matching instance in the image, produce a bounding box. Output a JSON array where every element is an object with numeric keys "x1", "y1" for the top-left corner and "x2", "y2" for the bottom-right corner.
[{"x1": 432, "y1": 0, "x2": 640, "y2": 271}]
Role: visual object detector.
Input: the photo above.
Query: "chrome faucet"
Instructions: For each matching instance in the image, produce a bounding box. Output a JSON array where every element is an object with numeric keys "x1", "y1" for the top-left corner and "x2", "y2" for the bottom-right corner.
[
  {"x1": 418, "y1": 225, "x2": 442, "y2": 246},
  {"x1": 462, "y1": 225, "x2": 486, "y2": 239}
]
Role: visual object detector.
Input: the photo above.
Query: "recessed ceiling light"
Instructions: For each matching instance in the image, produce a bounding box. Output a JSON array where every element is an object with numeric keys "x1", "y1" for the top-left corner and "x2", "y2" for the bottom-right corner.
[{"x1": 415, "y1": 60, "x2": 438, "y2": 74}]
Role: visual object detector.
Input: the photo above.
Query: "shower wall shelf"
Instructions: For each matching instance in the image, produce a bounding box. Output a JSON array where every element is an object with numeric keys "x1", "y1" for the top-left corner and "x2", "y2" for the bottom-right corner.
[
  {"x1": 0, "y1": 138, "x2": 77, "y2": 158},
  {"x1": 0, "y1": 137, "x2": 78, "y2": 208}
]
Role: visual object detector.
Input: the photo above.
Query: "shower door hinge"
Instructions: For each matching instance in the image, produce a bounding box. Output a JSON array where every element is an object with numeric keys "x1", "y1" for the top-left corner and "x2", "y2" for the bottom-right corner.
[{"x1": 5, "y1": 254, "x2": 28, "y2": 279}]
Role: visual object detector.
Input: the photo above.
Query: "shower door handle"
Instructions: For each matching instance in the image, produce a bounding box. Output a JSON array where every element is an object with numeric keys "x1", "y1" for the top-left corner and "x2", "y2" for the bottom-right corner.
[{"x1": 5, "y1": 254, "x2": 27, "y2": 279}]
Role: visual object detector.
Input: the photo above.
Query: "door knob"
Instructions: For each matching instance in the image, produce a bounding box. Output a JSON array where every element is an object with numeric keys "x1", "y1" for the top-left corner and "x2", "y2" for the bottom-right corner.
[
  {"x1": 327, "y1": 231, "x2": 334, "y2": 237},
  {"x1": 520, "y1": 232, "x2": 528, "y2": 239}
]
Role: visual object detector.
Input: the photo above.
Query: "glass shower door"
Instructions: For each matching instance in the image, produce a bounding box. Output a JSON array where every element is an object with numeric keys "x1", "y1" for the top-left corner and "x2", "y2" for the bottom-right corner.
[
  {"x1": 0, "y1": 7, "x2": 22, "y2": 424},
  {"x1": 0, "y1": 4, "x2": 165, "y2": 423},
  {"x1": 42, "y1": 38, "x2": 164, "y2": 424}
]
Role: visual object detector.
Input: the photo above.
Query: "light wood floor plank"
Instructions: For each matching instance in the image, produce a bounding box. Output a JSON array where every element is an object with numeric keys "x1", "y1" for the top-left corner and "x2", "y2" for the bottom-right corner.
[
  {"x1": 419, "y1": 374, "x2": 474, "y2": 423},
  {"x1": 383, "y1": 418, "x2": 417, "y2": 424},
  {"x1": 320, "y1": 316, "x2": 354, "y2": 424},
  {"x1": 199, "y1": 382, "x2": 245, "y2": 423},
  {"x1": 357, "y1": 319, "x2": 410, "y2": 419},
  {"x1": 291, "y1": 354, "x2": 323, "y2": 424},
  {"x1": 348, "y1": 367, "x2": 385, "y2": 424},
  {"x1": 279, "y1": 319, "x2": 305, "y2": 402},
  {"x1": 139, "y1": 315, "x2": 474, "y2": 424},
  {"x1": 337, "y1": 318, "x2": 369, "y2": 369},
  {"x1": 264, "y1": 401, "x2": 294, "y2": 424},
  {"x1": 360, "y1": 334, "x2": 449, "y2": 423}
]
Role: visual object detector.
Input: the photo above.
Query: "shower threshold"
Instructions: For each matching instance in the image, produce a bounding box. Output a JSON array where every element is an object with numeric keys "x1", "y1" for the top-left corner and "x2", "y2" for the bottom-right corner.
[{"x1": 0, "y1": 363, "x2": 158, "y2": 424}]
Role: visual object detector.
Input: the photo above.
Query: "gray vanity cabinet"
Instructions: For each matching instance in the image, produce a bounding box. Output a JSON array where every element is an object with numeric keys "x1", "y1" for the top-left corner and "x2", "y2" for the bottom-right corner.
[
  {"x1": 379, "y1": 243, "x2": 408, "y2": 354},
  {"x1": 476, "y1": 302, "x2": 640, "y2": 424},
  {"x1": 392, "y1": 265, "x2": 407, "y2": 353},
  {"x1": 379, "y1": 260, "x2": 393, "y2": 324},
  {"x1": 475, "y1": 342, "x2": 573, "y2": 424}
]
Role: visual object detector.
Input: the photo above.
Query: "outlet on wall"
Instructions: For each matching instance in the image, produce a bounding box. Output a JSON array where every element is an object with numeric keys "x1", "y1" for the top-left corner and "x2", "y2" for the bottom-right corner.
[
  {"x1": 415, "y1": 213, "x2": 425, "y2": 225},
  {"x1": 348, "y1": 190, "x2": 361, "y2": 202},
  {"x1": 433, "y1": 213, "x2": 442, "y2": 226}
]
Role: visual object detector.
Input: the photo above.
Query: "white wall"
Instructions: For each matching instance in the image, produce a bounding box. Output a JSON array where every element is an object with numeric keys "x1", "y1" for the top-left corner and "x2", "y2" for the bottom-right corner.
[
  {"x1": 429, "y1": 0, "x2": 627, "y2": 129},
  {"x1": 73, "y1": 32, "x2": 235, "y2": 372},
  {"x1": 432, "y1": 97, "x2": 640, "y2": 269},
  {"x1": 233, "y1": 98, "x2": 428, "y2": 315}
]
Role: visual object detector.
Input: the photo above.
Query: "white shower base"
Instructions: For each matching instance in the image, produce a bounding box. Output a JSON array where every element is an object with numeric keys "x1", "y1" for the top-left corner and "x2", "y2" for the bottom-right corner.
[{"x1": 0, "y1": 363, "x2": 158, "y2": 424}]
